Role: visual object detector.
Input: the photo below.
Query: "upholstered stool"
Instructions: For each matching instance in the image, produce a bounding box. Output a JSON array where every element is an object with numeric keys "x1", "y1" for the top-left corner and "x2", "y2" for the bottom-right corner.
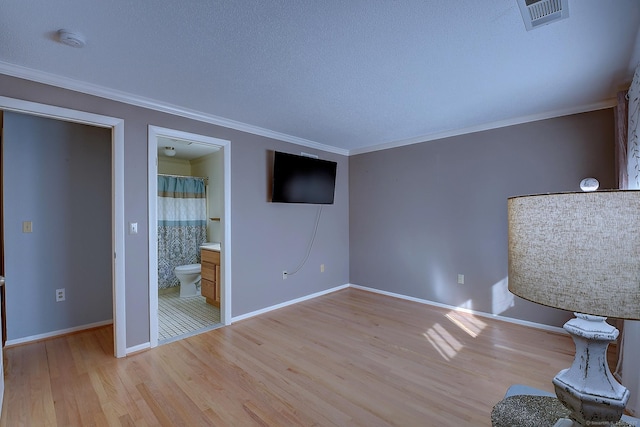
[{"x1": 491, "y1": 385, "x2": 639, "y2": 427}]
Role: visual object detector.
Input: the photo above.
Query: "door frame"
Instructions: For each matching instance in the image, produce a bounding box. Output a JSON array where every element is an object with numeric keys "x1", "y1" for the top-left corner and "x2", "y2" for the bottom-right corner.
[
  {"x1": 0, "y1": 96, "x2": 126, "y2": 358},
  {"x1": 148, "y1": 126, "x2": 232, "y2": 348}
]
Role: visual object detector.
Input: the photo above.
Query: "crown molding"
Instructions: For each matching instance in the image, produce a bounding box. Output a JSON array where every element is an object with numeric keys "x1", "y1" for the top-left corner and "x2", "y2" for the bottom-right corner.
[
  {"x1": 0, "y1": 61, "x2": 349, "y2": 156},
  {"x1": 0, "y1": 61, "x2": 618, "y2": 158},
  {"x1": 349, "y1": 99, "x2": 618, "y2": 156}
]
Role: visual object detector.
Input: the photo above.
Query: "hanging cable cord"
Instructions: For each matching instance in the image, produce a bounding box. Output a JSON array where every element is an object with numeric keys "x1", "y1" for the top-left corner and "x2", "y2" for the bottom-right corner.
[{"x1": 287, "y1": 205, "x2": 323, "y2": 276}]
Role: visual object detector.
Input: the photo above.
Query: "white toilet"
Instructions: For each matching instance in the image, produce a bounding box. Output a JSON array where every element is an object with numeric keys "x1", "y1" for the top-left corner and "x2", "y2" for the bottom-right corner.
[{"x1": 174, "y1": 264, "x2": 201, "y2": 297}]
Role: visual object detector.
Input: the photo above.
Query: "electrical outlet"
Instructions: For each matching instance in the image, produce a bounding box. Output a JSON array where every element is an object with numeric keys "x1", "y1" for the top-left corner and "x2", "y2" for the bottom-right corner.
[
  {"x1": 282, "y1": 270, "x2": 288, "y2": 280},
  {"x1": 56, "y1": 288, "x2": 66, "y2": 302},
  {"x1": 457, "y1": 274, "x2": 465, "y2": 285},
  {"x1": 320, "y1": 264, "x2": 325, "y2": 273}
]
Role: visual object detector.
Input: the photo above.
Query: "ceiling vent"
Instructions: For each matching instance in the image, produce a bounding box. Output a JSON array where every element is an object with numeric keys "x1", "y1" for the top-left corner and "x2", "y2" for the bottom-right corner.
[{"x1": 517, "y1": 0, "x2": 569, "y2": 31}]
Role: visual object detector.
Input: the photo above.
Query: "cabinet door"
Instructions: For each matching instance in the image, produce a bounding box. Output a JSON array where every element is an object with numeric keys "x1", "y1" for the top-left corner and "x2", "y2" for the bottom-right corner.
[
  {"x1": 201, "y1": 277, "x2": 215, "y2": 301},
  {"x1": 214, "y1": 263, "x2": 220, "y2": 305},
  {"x1": 202, "y1": 249, "x2": 220, "y2": 265},
  {"x1": 201, "y1": 262, "x2": 216, "y2": 282},
  {"x1": 200, "y1": 249, "x2": 221, "y2": 308}
]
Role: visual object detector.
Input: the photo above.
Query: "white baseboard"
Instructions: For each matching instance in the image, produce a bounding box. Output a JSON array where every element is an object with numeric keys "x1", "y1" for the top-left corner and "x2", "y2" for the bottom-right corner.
[
  {"x1": 349, "y1": 284, "x2": 567, "y2": 335},
  {"x1": 231, "y1": 284, "x2": 350, "y2": 323},
  {"x1": 126, "y1": 342, "x2": 151, "y2": 355},
  {"x1": 223, "y1": 282, "x2": 566, "y2": 334},
  {"x1": 5, "y1": 319, "x2": 114, "y2": 347},
  {"x1": 42, "y1": 283, "x2": 562, "y2": 353}
]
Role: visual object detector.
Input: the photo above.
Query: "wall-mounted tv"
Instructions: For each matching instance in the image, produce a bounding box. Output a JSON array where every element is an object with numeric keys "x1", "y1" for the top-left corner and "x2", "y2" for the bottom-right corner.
[{"x1": 271, "y1": 151, "x2": 337, "y2": 204}]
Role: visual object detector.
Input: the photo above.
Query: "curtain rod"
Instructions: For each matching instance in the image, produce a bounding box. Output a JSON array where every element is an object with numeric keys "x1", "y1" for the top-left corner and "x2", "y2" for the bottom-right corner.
[
  {"x1": 158, "y1": 173, "x2": 208, "y2": 181},
  {"x1": 158, "y1": 173, "x2": 208, "y2": 179}
]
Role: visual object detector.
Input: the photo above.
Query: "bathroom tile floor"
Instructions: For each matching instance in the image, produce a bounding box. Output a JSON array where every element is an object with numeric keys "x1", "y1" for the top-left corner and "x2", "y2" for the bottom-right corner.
[{"x1": 158, "y1": 287, "x2": 221, "y2": 343}]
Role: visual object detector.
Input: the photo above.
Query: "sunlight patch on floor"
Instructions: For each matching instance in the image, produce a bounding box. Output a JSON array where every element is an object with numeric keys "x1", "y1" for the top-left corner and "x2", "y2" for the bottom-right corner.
[
  {"x1": 424, "y1": 323, "x2": 464, "y2": 361},
  {"x1": 445, "y1": 311, "x2": 487, "y2": 338}
]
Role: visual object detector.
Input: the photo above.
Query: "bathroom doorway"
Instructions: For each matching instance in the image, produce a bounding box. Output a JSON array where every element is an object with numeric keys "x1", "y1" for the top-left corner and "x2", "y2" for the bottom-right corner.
[{"x1": 148, "y1": 126, "x2": 231, "y2": 347}]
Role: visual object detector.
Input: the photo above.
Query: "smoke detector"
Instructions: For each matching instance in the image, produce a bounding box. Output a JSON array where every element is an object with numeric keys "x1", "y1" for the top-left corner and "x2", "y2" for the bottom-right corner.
[
  {"x1": 57, "y1": 29, "x2": 86, "y2": 48},
  {"x1": 517, "y1": 0, "x2": 569, "y2": 31}
]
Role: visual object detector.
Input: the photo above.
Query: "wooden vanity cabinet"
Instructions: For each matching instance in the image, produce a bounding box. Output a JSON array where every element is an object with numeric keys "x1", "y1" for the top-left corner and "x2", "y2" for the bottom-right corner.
[{"x1": 201, "y1": 249, "x2": 220, "y2": 307}]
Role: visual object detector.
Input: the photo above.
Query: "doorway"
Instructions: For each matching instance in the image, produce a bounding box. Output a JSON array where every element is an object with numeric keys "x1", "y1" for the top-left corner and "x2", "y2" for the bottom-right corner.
[
  {"x1": 148, "y1": 126, "x2": 231, "y2": 347},
  {"x1": 0, "y1": 96, "x2": 126, "y2": 357}
]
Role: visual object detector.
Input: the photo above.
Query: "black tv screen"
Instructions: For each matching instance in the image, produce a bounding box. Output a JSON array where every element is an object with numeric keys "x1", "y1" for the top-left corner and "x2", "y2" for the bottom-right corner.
[{"x1": 272, "y1": 151, "x2": 337, "y2": 204}]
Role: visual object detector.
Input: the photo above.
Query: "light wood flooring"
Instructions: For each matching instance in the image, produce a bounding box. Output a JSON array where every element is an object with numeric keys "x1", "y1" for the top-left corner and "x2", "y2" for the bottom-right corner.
[{"x1": 0, "y1": 288, "x2": 576, "y2": 426}]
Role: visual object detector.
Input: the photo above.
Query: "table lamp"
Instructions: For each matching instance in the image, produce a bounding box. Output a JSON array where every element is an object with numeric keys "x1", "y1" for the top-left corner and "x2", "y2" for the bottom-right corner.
[{"x1": 508, "y1": 190, "x2": 640, "y2": 426}]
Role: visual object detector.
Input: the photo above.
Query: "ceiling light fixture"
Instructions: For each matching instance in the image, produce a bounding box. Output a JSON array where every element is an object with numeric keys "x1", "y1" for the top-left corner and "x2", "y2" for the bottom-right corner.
[
  {"x1": 164, "y1": 147, "x2": 176, "y2": 157},
  {"x1": 57, "y1": 29, "x2": 86, "y2": 48}
]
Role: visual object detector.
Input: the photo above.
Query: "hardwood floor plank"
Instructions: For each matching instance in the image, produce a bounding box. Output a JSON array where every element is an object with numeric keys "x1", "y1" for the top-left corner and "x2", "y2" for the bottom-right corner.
[
  {"x1": 3, "y1": 343, "x2": 56, "y2": 426},
  {"x1": 0, "y1": 288, "x2": 576, "y2": 426}
]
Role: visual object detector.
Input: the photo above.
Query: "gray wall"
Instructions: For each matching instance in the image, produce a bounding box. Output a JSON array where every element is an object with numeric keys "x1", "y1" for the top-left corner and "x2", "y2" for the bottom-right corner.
[
  {"x1": 0, "y1": 73, "x2": 350, "y2": 347},
  {"x1": 3, "y1": 112, "x2": 112, "y2": 339},
  {"x1": 1, "y1": 70, "x2": 614, "y2": 345},
  {"x1": 349, "y1": 110, "x2": 615, "y2": 327},
  {"x1": 231, "y1": 141, "x2": 349, "y2": 314},
  {"x1": 191, "y1": 151, "x2": 224, "y2": 244}
]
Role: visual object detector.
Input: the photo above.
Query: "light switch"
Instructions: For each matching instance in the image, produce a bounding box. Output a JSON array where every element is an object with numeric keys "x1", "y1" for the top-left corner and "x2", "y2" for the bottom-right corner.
[
  {"x1": 129, "y1": 222, "x2": 138, "y2": 234},
  {"x1": 22, "y1": 221, "x2": 33, "y2": 233}
]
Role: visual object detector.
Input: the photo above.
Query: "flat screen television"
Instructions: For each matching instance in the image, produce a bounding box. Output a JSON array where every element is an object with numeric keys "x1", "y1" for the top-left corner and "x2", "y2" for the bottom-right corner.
[{"x1": 271, "y1": 151, "x2": 337, "y2": 204}]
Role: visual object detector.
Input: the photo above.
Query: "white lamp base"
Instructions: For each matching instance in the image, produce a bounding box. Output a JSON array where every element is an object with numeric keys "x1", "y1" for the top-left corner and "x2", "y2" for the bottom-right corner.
[
  {"x1": 553, "y1": 313, "x2": 629, "y2": 425},
  {"x1": 553, "y1": 418, "x2": 579, "y2": 427}
]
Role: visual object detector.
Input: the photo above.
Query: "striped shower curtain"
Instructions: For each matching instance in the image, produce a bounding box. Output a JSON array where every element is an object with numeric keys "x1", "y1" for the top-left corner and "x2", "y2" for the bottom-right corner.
[{"x1": 158, "y1": 176, "x2": 207, "y2": 289}]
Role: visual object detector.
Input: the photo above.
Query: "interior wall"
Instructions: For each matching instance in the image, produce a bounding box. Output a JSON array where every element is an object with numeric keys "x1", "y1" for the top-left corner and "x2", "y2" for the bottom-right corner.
[
  {"x1": 0, "y1": 73, "x2": 350, "y2": 347},
  {"x1": 230, "y1": 142, "x2": 349, "y2": 315},
  {"x1": 191, "y1": 151, "x2": 224, "y2": 244},
  {"x1": 349, "y1": 109, "x2": 615, "y2": 328},
  {"x1": 2, "y1": 111, "x2": 112, "y2": 340},
  {"x1": 158, "y1": 157, "x2": 191, "y2": 175}
]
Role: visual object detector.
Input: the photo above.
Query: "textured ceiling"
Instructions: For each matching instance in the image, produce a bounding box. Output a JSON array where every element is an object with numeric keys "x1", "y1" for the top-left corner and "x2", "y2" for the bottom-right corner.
[{"x1": 1, "y1": 1, "x2": 639, "y2": 154}]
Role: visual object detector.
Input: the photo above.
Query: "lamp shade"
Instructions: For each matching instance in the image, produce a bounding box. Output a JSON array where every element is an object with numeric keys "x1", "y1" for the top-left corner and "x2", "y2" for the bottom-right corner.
[{"x1": 508, "y1": 190, "x2": 640, "y2": 320}]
